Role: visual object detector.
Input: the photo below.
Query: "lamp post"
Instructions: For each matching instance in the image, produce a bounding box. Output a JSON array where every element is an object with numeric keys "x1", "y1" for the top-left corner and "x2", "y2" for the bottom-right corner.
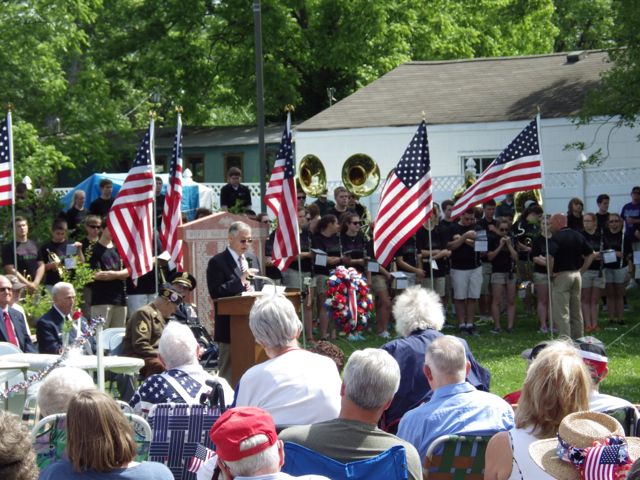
[{"x1": 253, "y1": 0, "x2": 266, "y2": 212}]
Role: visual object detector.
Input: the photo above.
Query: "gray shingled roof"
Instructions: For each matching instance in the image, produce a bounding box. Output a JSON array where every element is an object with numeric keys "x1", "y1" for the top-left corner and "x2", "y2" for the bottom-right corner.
[
  {"x1": 154, "y1": 124, "x2": 285, "y2": 149},
  {"x1": 297, "y1": 51, "x2": 611, "y2": 131}
]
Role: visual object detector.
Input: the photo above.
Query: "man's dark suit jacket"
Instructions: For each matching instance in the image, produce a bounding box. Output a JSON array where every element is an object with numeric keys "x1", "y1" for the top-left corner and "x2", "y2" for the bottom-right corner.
[
  {"x1": 0, "y1": 307, "x2": 36, "y2": 353},
  {"x1": 206, "y1": 249, "x2": 260, "y2": 344},
  {"x1": 36, "y1": 307, "x2": 77, "y2": 354}
]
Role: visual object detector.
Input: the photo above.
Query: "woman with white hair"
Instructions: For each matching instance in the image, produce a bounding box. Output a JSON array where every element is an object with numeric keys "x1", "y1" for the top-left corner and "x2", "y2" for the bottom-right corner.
[
  {"x1": 379, "y1": 286, "x2": 490, "y2": 433},
  {"x1": 234, "y1": 293, "x2": 342, "y2": 425},
  {"x1": 129, "y1": 321, "x2": 233, "y2": 417}
]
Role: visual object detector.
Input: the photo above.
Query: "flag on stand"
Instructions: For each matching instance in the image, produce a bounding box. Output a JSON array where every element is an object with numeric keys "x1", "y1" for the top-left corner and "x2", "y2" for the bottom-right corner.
[
  {"x1": 161, "y1": 114, "x2": 184, "y2": 270},
  {"x1": 107, "y1": 122, "x2": 155, "y2": 283},
  {"x1": 264, "y1": 112, "x2": 299, "y2": 270},
  {"x1": 451, "y1": 118, "x2": 542, "y2": 218},
  {"x1": 374, "y1": 120, "x2": 433, "y2": 267},
  {"x1": 0, "y1": 112, "x2": 14, "y2": 206}
]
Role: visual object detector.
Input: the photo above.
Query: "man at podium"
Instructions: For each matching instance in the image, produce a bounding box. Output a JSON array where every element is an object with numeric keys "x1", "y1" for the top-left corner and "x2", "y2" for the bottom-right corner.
[{"x1": 207, "y1": 221, "x2": 261, "y2": 383}]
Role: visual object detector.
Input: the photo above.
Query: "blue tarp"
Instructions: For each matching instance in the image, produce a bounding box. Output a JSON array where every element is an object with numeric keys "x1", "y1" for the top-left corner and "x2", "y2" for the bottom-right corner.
[{"x1": 61, "y1": 173, "x2": 204, "y2": 221}]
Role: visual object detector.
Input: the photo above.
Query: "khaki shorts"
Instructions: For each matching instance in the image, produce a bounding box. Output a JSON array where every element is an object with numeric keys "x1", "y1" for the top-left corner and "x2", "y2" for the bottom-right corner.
[
  {"x1": 491, "y1": 272, "x2": 516, "y2": 285},
  {"x1": 532, "y1": 272, "x2": 549, "y2": 285},
  {"x1": 90, "y1": 304, "x2": 127, "y2": 329},
  {"x1": 421, "y1": 276, "x2": 446, "y2": 297},
  {"x1": 481, "y1": 262, "x2": 493, "y2": 295},
  {"x1": 370, "y1": 275, "x2": 389, "y2": 293},
  {"x1": 581, "y1": 270, "x2": 605, "y2": 289},
  {"x1": 604, "y1": 267, "x2": 628, "y2": 284},
  {"x1": 451, "y1": 267, "x2": 483, "y2": 300}
]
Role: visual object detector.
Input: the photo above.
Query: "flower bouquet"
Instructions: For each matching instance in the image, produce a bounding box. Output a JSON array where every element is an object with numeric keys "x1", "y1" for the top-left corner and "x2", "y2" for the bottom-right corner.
[{"x1": 324, "y1": 266, "x2": 373, "y2": 338}]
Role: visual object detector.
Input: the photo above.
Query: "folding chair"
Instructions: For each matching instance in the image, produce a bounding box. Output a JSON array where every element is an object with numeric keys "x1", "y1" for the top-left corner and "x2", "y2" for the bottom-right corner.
[
  {"x1": 31, "y1": 412, "x2": 152, "y2": 470},
  {"x1": 604, "y1": 406, "x2": 639, "y2": 436},
  {"x1": 282, "y1": 442, "x2": 409, "y2": 480},
  {"x1": 148, "y1": 404, "x2": 221, "y2": 480},
  {"x1": 423, "y1": 435, "x2": 492, "y2": 480}
]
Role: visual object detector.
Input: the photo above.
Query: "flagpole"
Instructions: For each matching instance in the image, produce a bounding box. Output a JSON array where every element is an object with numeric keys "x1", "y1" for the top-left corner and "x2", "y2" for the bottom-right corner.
[
  {"x1": 149, "y1": 112, "x2": 158, "y2": 295},
  {"x1": 428, "y1": 220, "x2": 434, "y2": 288},
  {"x1": 536, "y1": 111, "x2": 553, "y2": 336},
  {"x1": 6, "y1": 108, "x2": 18, "y2": 271}
]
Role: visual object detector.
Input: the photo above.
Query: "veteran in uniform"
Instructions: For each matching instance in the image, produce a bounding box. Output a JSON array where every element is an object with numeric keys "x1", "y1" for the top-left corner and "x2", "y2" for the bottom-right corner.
[{"x1": 122, "y1": 284, "x2": 183, "y2": 378}]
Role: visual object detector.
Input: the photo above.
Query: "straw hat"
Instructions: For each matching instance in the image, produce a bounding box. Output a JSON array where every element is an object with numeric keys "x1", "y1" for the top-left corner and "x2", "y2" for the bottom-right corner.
[{"x1": 529, "y1": 411, "x2": 640, "y2": 479}]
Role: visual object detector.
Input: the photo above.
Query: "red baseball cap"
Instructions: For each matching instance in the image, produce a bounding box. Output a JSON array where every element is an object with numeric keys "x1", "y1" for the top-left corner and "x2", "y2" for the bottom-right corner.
[{"x1": 209, "y1": 407, "x2": 278, "y2": 462}]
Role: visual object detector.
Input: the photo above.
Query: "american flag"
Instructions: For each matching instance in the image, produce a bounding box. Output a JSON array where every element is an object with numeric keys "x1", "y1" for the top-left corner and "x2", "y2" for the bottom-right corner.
[
  {"x1": 451, "y1": 118, "x2": 543, "y2": 218},
  {"x1": 107, "y1": 122, "x2": 155, "y2": 283},
  {"x1": 188, "y1": 444, "x2": 216, "y2": 473},
  {"x1": 582, "y1": 438, "x2": 630, "y2": 479},
  {"x1": 264, "y1": 112, "x2": 299, "y2": 270},
  {"x1": 374, "y1": 120, "x2": 433, "y2": 267},
  {"x1": 161, "y1": 114, "x2": 184, "y2": 269},
  {"x1": 0, "y1": 112, "x2": 14, "y2": 206}
]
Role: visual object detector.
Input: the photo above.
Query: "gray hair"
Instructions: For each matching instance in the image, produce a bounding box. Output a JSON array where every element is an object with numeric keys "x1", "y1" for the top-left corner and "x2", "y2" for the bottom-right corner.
[
  {"x1": 51, "y1": 282, "x2": 74, "y2": 299},
  {"x1": 425, "y1": 335, "x2": 467, "y2": 382},
  {"x1": 158, "y1": 321, "x2": 198, "y2": 369},
  {"x1": 229, "y1": 221, "x2": 252, "y2": 237},
  {"x1": 343, "y1": 348, "x2": 400, "y2": 410},
  {"x1": 224, "y1": 435, "x2": 280, "y2": 477},
  {"x1": 393, "y1": 286, "x2": 444, "y2": 337},
  {"x1": 37, "y1": 367, "x2": 95, "y2": 417},
  {"x1": 249, "y1": 294, "x2": 302, "y2": 349}
]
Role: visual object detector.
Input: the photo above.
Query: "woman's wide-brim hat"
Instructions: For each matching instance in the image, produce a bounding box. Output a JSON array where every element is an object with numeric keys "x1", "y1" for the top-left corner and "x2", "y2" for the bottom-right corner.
[{"x1": 529, "y1": 411, "x2": 640, "y2": 479}]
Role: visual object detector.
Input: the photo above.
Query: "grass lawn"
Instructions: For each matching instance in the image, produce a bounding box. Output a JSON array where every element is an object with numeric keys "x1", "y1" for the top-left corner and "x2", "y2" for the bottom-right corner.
[{"x1": 318, "y1": 285, "x2": 640, "y2": 403}]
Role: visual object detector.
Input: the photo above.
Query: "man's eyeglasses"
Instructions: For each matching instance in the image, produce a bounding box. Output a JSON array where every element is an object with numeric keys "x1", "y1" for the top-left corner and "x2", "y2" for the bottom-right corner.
[
  {"x1": 239, "y1": 239, "x2": 253, "y2": 244},
  {"x1": 0, "y1": 287, "x2": 12, "y2": 292},
  {"x1": 297, "y1": 196, "x2": 306, "y2": 200}
]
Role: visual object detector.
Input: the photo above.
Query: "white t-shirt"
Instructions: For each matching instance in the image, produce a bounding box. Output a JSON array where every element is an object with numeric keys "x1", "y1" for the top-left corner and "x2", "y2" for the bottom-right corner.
[
  {"x1": 235, "y1": 348, "x2": 341, "y2": 425},
  {"x1": 590, "y1": 390, "x2": 635, "y2": 413}
]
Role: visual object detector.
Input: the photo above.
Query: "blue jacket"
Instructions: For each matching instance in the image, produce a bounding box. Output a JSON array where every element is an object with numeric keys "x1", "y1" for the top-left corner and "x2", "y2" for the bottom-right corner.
[
  {"x1": 36, "y1": 307, "x2": 77, "y2": 354},
  {"x1": 0, "y1": 307, "x2": 36, "y2": 353}
]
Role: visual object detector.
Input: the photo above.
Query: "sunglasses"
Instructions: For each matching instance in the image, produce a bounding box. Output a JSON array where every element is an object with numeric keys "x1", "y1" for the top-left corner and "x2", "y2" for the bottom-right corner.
[
  {"x1": 297, "y1": 196, "x2": 306, "y2": 200},
  {"x1": 88, "y1": 225, "x2": 101, "y2": 229},
  {"x1": 350, "y1": 221, "x2": 361, "y2": 225},
  {"x1": 239, "y1": 239, "x2": 253, "y2": 244},
  {"x1": 0, "y1": 287, "x2": 12, "y2": 292},
  {"x1": 499, "y1": 228, "x2": 509, "y2": 232}
]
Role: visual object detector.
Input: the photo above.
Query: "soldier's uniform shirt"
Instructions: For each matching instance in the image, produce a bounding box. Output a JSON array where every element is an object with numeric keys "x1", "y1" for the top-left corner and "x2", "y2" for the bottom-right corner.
[{"x1": 122, "y1": 303, "x2": 168, "y2": 359}]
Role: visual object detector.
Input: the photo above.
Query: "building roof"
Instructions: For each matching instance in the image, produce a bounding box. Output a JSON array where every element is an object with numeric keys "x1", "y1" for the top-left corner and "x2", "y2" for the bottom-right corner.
[
  {"x1": 154, "y1": 124, "x2": 285, "y2": 149},
  {"x1": 297, "y1": 51, "x2": 611, "y2": 131}
]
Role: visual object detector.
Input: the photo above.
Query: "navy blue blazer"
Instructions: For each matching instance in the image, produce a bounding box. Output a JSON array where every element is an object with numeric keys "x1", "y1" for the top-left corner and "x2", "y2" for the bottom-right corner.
[
  {"x1": 36, "y1": 307, "x2": 77, "y2": 354},
  {"x1": 0, "y1": 307, "x2": 36, "y2": 353},
  {"x1": 206, "y1": 249, "x2": 261, "y2": 344}
]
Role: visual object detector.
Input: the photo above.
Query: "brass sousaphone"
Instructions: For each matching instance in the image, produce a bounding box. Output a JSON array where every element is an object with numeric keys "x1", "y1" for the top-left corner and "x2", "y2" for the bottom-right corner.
[
  {"x1": 297, "y1": 154, "x2": 327, "y2": 197},
  {"x1": 341, "y1": 154, "x2": 381, "y2": 198}
]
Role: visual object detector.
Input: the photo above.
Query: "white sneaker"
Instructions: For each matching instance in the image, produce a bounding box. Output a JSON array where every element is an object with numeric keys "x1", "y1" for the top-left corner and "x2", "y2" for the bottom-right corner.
[{"x1": 378, "y1": 331, "x2": 391, "y2": 339}]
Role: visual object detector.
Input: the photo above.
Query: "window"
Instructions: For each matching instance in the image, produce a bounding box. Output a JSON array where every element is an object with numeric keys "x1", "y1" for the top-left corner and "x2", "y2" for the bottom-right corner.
[
  {"x1": 224, "y1": 152, "x2": 244, "y2": 176},
  {"x1": 460, "y1": 156, "x2": 497, "y2": 176},
  {"x1": 186, "y1": 155, "x2": 204, "y2": 182}
]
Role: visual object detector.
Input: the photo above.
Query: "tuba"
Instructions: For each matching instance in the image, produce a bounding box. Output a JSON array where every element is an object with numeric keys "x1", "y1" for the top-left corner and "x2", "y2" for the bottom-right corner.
[
  {"x1": 513, "y1": 189, "x2": 543, "y2": 224},
  {"x1": 297, "y1": 154, "x2": 327, "y2": 197},
  {"x1": 341, "y1": 154, "x2": 380, "y2": 198}
]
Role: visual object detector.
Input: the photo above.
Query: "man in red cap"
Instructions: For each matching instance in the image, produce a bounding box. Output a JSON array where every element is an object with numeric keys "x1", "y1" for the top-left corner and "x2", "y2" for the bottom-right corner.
[{"x1": 205, "y1": 407, "x2": 328, "y2": 480}]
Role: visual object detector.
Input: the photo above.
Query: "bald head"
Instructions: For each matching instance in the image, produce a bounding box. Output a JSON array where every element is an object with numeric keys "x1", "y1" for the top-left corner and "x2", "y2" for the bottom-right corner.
[{"x1": 550, "y1": 213, "x2": 567, "y2": 233}]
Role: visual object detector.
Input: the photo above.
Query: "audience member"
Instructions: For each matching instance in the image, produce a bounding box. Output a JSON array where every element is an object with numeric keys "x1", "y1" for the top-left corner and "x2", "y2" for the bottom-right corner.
[
  {"x1": 488, "y1": 218, "x2": 518, "y2": 333},
  {"x1": 2, "y1": 216, "x2": 45, "y2": 292},
  {"x1": 0, "y1": 274, "x2": 35, "y2": 351},
  {"x1": 595, "y1": 193, "x2": 610, "y2": 233},
  {"x1": 206, "y1": 221, "x2": 261, "y2": 383},
  {"x1": 36, "y1": 282, "x2": 78, "y2": 354},
  {"x1": 0, "y1": 410, "x2": 39, "y2": 480},
  {"x1": 235, "y1": 294, "x2": 341, "y2": 425},
  {"x1": 122, "y1": 285, "x2": 183, "y2": 378},
  {"x1": 36, "y1": 367, "x2": 95, "y2": 417},
  {"x1": 220, "y1": 167, "x2": 252, "y2": 211},
  {"x1": 280, "y1": 349, "x2": 422, "y2": 480},
  {"x1": 574, "y1": 336, "x2": 636, "y2": 413},
  {"x1": 397, "y1": 335, "x2": 513, "y2": 458},
  {"x1": 528, "y1": 411, "x2": 640, "y2": 479},
  {"x1": 530, "y1": 214, "x2": 552, "y2": 332},
  {"x1": 380, "y1": 286, "x2": 490, "y2": 433},
  {"x1": 5, "y1": 273, "x2": 35, "y2": 343},
  {"x1": 566, "y1": 197, "x2": 584, "y2": 231},
  {"x1": 485, "y1": 341, "x2": 592, "y2": 480},
  {"x1": 580, "y1": 213, "x2": 604, "y2": 332},
  {"x1": 39, "y1": 390, "x2": 173, "y2": 479},
  {"x1": 602, "y1": 213, "x2": 631, "y2": 325},
  {"x1": 65, "y1": 189, "x2": 88, "y2": 232},
  {"x1": 130, "y1": 321, "x2": 233, "y2": 417},
  {"x1": 501, "y1": 340, "x2": 550, "y2": 406},
  {"x1": 89, "y1": 223, "x2": 128, "y2": 328},
  {"x1": 446, "y1": 209, "x2": 482, "y2": 335},
  {"x1": 204, "y1": 407, "x2": 329, "y2": 480},
  {"x1": 548, "y1": 213, "x2": 594, "y2": 339},
  {"x1": 88, "y1": 178, "x2": 114, "y2": 218}
]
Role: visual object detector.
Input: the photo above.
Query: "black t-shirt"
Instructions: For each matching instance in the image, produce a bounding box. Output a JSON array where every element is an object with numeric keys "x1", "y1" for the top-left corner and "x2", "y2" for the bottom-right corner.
[
  {"x1": 39, "y1": 240, "x2": 72, "y2": 286},
  {"x1": 530, "y1": 235, "x2": 550, "y2": 275},
  {"x1": 581, "y1": 231, "x2": 602, "y2": 271},
  {"x1": 602, "y1": 230, "x2": 631, "y2": 269},
  {"x1": 327, "y1": 207, "x2": 353, "y2": 223},
  {"x1": 596, "y1": 213, "x2": 609, "y2": 234},
  {"x1": 65, "y1": 207, "x2": 88, "y2": 231},
  {"x1": 219, "y1": 184, "x2": 252, "y2": 209},
  {"x1": 447, "y1": 223, "x2": 481, "y2": 270},
  {"x1": 90, "y1": 242, "x2": 126, "y2": 305},
  {"x1": 2, "y1": 239, "x2": 42, "y2": 279},
  {"x1": 89, "y1": 197, "x2": 114, "y2": 217},
  {"x1": 395, "y1": 234, "x2": 418, "y2": 270},
  {"x1": 514, "y1": 219, "x2": 540, "y2": 261},
  {"x1": 287, "y1": 227, "x2": 312, "y2": 272},
  {"x1": 488, "y1": 236, "x2": 515, "y2": 274},
  {"x1": 340, "y1": 232, "x2": 366, "y2": 274},
  {"x1": 264, "y1": 231, "x2": 283, "y2": 281},
  {"x1": 548, "y1": 228, "x2": 593, "y2": 273},
  {"x1": 567, "y1": 214, "x2": 584, "y2": 232},
  {"x1": 416, "y1": 225, "x2": 447, "y2": 277},
  {"x1": 311, "y1": 232, "x2": 341, "y2": 276}
]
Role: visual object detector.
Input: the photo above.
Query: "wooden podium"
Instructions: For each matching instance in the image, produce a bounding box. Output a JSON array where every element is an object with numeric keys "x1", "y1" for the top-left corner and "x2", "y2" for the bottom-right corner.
[{"x1": 215, "y1": 291, "x2": 301, "y2": 386}]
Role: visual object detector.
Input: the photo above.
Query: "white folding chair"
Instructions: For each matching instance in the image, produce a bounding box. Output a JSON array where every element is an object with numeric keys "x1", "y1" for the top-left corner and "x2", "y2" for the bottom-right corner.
[{"x1": 100, "y1": 328, "x2": 126, "y2": 354}]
